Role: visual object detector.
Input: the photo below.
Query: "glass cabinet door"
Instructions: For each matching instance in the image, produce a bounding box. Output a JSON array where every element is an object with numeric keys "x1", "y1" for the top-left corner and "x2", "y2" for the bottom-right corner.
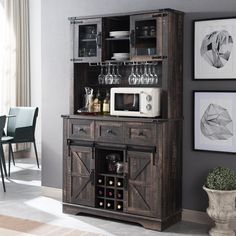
[
  {"x1": 130, "y1": 13, "x2": 165, "y2": 61},
  {"x1": 73, "y1": 18, "x2": 102, "y2": 62}
]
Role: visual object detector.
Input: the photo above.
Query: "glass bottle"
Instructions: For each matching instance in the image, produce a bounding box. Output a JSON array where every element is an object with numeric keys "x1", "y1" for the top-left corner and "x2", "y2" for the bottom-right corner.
[
  {"x1": 103, "y1": 90, "x2": 110, "y2": 115},
  {"x1": 93, "y1": 89, "x2": 102, "y2": 113}
]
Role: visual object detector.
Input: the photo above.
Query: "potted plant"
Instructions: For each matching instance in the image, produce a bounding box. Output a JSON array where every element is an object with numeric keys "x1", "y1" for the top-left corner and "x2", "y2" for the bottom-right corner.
[{"x1": 203, "y1": 166, "x2": 236, "y2": 236}]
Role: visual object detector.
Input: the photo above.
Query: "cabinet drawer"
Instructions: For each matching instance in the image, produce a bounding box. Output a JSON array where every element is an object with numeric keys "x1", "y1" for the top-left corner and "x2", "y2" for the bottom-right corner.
[
  {"x1": 95, "y1": 121, "x2": 123, "y2": 143},
  {"x1": 125, "y1": 123, "x2": 156, "y2": 146},
  {"x1": 69, "y1": 119, "x2": 94, "y2": 141}
]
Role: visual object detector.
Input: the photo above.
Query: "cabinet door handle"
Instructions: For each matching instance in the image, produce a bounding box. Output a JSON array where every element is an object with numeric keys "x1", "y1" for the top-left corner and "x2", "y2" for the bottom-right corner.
[
  {"x1": 96, "y1": 32, "x2": 102, "y2": 48},
  {"x1": 67, "y1": 139, "x2": 71, "y2": 157},
  {"x1": 138, "y1": 131, "x2": 144, "y2": 136},
  {"x1": 75, "y1": 20, "x2": 83, "y2": 24},
  {"x1": 106, "y1": 129, "x2": 113, "y2": 134},
  {"x1": 78, "y1": 127, "x2": 85, "y2": 133},
  {"x1": 124, "y1": 173, "x2": 128, "y2": 190},
  {"x1": 90, "y1": 169, "x2": 95, "y2": 185},
  {"x1": 130, "y1": 30, "x2": 135, "y2": 47},
  {"x1": 152, "y1": 153, "x2": 155, "y2": 166}
]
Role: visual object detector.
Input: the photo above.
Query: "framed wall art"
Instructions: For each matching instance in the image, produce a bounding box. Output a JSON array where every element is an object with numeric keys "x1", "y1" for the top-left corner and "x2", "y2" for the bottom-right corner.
[
  {"x1": 194, "y1": 18, "x2": 236, "y2": 79},
  {"x1": 194, "y1": 91, "x2": 236, "y2": 153}
]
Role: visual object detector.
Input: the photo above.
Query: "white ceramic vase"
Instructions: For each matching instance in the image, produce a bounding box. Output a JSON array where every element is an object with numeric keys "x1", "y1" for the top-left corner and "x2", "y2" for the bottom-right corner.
[{"x1": 203, "y1": 186, "x2": 236, "y2": 236}]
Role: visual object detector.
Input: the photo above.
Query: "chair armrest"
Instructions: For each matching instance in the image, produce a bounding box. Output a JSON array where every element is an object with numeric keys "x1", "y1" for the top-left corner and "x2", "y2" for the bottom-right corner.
[{"x1": 14, "y1": 126, "x2": 35, "y2": 142}]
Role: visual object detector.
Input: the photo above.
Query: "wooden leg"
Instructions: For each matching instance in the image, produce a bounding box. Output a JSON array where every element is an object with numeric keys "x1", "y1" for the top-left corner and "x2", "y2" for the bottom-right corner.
[
  {"x1": 0, "y1": 151, "x2": 6, "y2": 192},
  {"x1": 33, "y1": 141, "x2": 39, "y2": 168},
  {"x1": 0, "y1": 145, "x2": 7, "y2": 177}
]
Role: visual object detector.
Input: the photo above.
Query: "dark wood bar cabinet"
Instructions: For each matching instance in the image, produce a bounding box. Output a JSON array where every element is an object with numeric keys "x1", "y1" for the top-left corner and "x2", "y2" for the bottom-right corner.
[{"x1": 62, "y1": 8, "x2": 184, "y2": 231}]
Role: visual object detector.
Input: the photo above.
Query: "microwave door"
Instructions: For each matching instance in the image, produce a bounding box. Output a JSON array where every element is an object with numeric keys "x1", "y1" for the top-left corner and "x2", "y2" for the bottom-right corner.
[{"x1": 130, "y1": 94, "x2": 139, "y2": 111}]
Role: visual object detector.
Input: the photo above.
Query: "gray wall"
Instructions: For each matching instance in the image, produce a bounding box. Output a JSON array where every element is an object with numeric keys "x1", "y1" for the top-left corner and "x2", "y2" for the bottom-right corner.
[
  {"x1": 41, "y1": 0, "x2": 236, "y2": 211},
  {"x1": 183, "y1": 12, "x2": 236, "y2": 211},
  {"x1": 29, "y1": 0, "x2": 42, "y2": 155}
]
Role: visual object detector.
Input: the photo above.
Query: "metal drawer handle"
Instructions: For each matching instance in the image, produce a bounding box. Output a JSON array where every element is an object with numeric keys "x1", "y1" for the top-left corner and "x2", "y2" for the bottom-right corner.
[
  {"x1": 138, "y1": 131, "x2": 144, "y2": 136},
  {"x1": 106, "y1": 129, "x2": 113, "y2": 134},
  {"x1": 78, "y1": 127, "x2": 85, "y2": 133}
]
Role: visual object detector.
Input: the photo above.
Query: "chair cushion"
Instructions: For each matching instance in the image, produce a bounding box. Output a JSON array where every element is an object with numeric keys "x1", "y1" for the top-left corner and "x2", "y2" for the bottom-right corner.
[{"x1": 1, "y1": 136, "x2": 14, "y2": 143}]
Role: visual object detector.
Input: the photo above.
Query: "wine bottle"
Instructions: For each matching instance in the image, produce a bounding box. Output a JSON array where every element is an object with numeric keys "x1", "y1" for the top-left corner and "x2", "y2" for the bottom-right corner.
[
  {"x1": 97, "y1": 176, "x2": 104, "y2": 185},
  {"x1": 98, "y1": 188, "x2": 104, "y2": 196},
  {"x1": 117, "y1": 190, "x2": 123, "y2": 199},
  {"x1": 106, "y1": 200, "x2": 114, "y2": 209},
  {"x1": 107, "y1": 189, "x2": 114, "y2": 198},
  {"x1": 107, "y1": 177, "x2": 114, "y2": 186},
  {"x1": 93, "y1": 89, "x2": 102, "y2": 113},
  {"x1": 117, "y1": 202, "x2": 123, "y2": 210},
  {"x1": 103, "y1": 90, "x2": 110, "y2": 115},
  {"x1": 117, "y1": 179, "x2": 123, "y2": 187}
]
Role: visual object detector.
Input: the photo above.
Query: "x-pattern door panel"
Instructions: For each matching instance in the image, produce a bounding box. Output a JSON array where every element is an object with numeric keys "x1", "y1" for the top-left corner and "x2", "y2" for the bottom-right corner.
[
  {"x1": 69, "y1": 146, "x2": 95, "y2": 207},
  {"x1": 127, "y1": 150, "x2": 158, "y2": 217}
]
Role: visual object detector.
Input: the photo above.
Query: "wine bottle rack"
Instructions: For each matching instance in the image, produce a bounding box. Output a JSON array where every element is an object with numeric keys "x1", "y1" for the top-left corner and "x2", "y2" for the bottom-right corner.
[{"x1": 96, "y1": 173, "x2": 124, "y2": 211}]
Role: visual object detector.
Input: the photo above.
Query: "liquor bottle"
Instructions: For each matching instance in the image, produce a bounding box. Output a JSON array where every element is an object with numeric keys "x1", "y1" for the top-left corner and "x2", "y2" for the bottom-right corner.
[
  {"x1": 102, "y1": 90, "x2": 110, "y2": 115},
  {"x1": 93, "y1": 89, "x2": 102, "y2": 113}
]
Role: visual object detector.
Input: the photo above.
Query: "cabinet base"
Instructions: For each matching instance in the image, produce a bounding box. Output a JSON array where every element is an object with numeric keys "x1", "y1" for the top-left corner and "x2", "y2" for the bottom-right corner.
[{"x1": 63, "y1": 203, "x2": 181, "y2": 231}]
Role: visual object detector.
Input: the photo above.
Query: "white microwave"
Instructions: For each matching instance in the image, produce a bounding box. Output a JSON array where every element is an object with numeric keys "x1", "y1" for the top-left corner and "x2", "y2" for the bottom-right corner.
[{"x1": 110, "y1": 87, "x2": 161, "y2": 117}]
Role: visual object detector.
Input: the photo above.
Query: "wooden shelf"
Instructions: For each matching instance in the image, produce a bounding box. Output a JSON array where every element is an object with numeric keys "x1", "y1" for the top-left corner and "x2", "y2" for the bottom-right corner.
[
  {"x1": 137, "y1": 36, "x2": 156, "y2": 39},
  {"x1": 106, "y1": 37, "x2": 130, "y2": 41},
  {"x1": 81, "y1": 39, "x2": 96, "y2": 42}
]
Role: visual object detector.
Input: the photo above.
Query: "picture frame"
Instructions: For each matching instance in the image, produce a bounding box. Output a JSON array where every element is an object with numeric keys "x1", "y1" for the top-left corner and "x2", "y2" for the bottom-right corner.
[
  {"x1": 194, "y1": 18, "x2": 236, "y2": 79},
  {"x1": 193, "y1": 91, "x2": 236, "y2": 153}
]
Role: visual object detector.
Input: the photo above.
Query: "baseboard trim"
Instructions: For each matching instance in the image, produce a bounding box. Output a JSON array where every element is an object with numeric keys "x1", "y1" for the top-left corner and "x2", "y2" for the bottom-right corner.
[
  {"x1": 182, "y1": 209, "x2": 236, "y2": 229},
  {"x1": 40, "y1": 187, "x2": 236, "y2": 230},
  {"x1": 41, "y1": 186, "x2": 62, "y2": 201}
]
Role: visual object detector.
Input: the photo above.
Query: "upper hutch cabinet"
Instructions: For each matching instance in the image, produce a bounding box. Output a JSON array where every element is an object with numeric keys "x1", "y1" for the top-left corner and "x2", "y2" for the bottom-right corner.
[
  {"x1": 72, "y1": 18, "x2": 102, "y2": 63},
  {"x1": 130, "y1": 13, "x2": 164, "y2": 61}
]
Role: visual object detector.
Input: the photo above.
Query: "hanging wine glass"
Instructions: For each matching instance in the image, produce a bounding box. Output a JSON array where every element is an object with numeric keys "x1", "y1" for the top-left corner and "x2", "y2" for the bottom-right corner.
[
  {"x1": 98, "y1": 65, "x2": 105, "y2": 84},
  {"x1": 128, "y1": 64, "x2": 136, "y2": 85},
  {"x1": 147, "y1": 64, "x2": 154, "y2": 84},
  {"x1": 111, "y1": 65, "x2": 118, "y2": 84},
  {"x1": 105, "y1": 64, "x2": 113, "y2": 84},
  {"x1": 152, "y1": 64, "x2": 159, "y2": 84},
  {"x1": 141, "y1": 64, "x2": 149, "y2": 84},
  {"x1": 116, "y1": 64, "x2": 122, "y2": 84},
  {"x1": 134, "y1": 63, "x2": 141, "y2": 84}
]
